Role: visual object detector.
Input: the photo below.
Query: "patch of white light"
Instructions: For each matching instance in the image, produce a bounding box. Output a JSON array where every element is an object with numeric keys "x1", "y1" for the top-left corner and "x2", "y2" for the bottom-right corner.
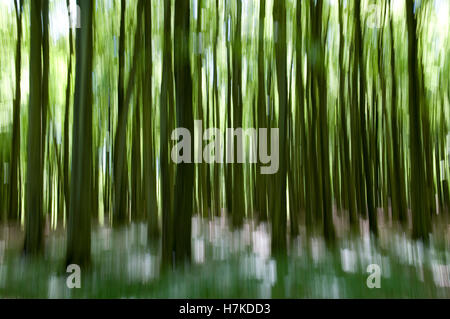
[
  {"x1": 0, "y1": 0, "x2": 13, "y2": 12},
  {"x1": 434, "y1": 0, "x2": 449, "y2": 33},
  {"x1": 340, "y1": 248, "x2": 357, "y2": 273},
  {"x1": 49, "y1": 0, "x2": 78, "y2": 43}
]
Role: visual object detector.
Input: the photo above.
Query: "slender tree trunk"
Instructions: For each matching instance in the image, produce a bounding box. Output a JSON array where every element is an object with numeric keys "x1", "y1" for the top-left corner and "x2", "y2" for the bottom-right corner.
[
  {"x1": 172, "y1": 0, "x2": 194, "y2": 265},
  {"x1": 24, "y1": 0, "x2": 44, "y2": 255},
  {"x1": 231, "y1": 0, "x2": 245, "y2": 228},
  {"x1": 104, "y1": 94, "x2": 111, "y2": 221},
  {"x1": 52, "y1": 132, "x2": 64, "y2": 226},
  {"x1": 112, "y1": 0, "x2": 144, "y2": 227},
  {"x1": 212, "y1": 0, "x2": 221, "y2": 217},
  {"x1": 224, "y1": 0, "x2": 232, "y2": 214},
  {"x1": 309, "y1": 0, "x2": 335, "y2": 244},
  {"x1": 161, "y1": 0, "x2": 175, "y2": 269},
  {"x1": 92, "y1": 135, "x2": 99, "y2": 224},
  {"x1": 66, "y1": 0, "x2": 94, "y2": 267},
  {"x1": 143, "y1": 0, "x2": 159, "y2": 239},
  {"x1": 406, "y1": 0, "x2": 431, "y2": 240},
  {"x1": 338, "y1": 0, "x2": 358, "y2": 233},
  {"x1": 47, "y1": 128, "x2": 53, "y2": 222},
  {"x1": 287, "y1": 55, "x2": 299, "y2": 238},
  {"x1": 63, "y1": 0, "x2": 74, "y2": 222},
  {"x1": 255, "y1": 0, "x2": 267, "y2": 221},
  {"x1": 272, "y1": 0, "x2": 288, "y2": 254},
  {"x1": 9, "y1": 0, "x2": 23, "y2": 223},
  {"x1": 113, "y1": 0, "x2": 129, "y2": 225},
  {"x1": 388, "y1": 6, "x2": 407, "y2": 224},
  {"x1": 41, "y1": 0, "x2": 49, "y2": 226},
  {"x1": 355, "y1": 0, "x2": 377, "y2": 236},
  {"x1": 205, "y1": 70, "x2": 212, "y2": 213},
  {"x1": 131, "y1": 87, "x2": 142, "y2": 221},
  {"x1": 196, "y1": 0, "x2": 208, "y2": 217}
]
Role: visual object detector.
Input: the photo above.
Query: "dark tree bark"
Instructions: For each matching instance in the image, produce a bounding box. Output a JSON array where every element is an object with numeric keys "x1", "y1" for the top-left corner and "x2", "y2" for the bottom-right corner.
[
  {"x1": 212, "y1": 0, "x2": 221, "y2": 217},
  {"x1": 231, "y1": 0, "x2": 245, "y2": 228},
  {"x1": 66, "y1": 0, "x2": 94, "y2": 267},
  {"x1": 338, "y1": 0, "x2": 357, "y2": 232},
  {"x1": 354, "y1": 0, "x2": 377, "y2": 236},
  {"x1": 113, "y1": 0, "x2": 144, "y2": 227},
  {"x1": 9, "y1": 0, "x2": 23, "y2": 223},
  {"x1": 224, "y1": 0, "x2": 232, "y2": 214},
  {"x1": 255, "y1": 0, "x2": 267, "y2": 221},
  {"x1": 131, "y1": 87, "x2": 142, "y2": 221},
  {"x1": 388, "y1": 5, "x2": 407, "y2": 224},
  {"x1": 308, "y1": 0, "x2": 335, "y2": 244},
  {"x1": 406, "y1": 0, "x2": 431, "y2": 240},
  {"x1": 272, "y1": 0, "x2": 288, "y2": 254},
  {"x1": 63, "y1": 0, "x2": 74, "y2": 222},
  {"x1": 41, "y1": 0, "x2": 49, "y2": 222},
  {"x1": 113, "y1": 0, "x2": 129, "y2": 225},
  {"x1": 195, "y1": 0, "x2": 208, "y2": 218},
  {"x1": 172, "y1": 0, "x2": 194, "y2": 265},
  {"x1": 160, "y1": 0, "x2": 175, "y2": 269},
  {"x1": 24, "y1": 0, "x2": 44, "y2": 255}
]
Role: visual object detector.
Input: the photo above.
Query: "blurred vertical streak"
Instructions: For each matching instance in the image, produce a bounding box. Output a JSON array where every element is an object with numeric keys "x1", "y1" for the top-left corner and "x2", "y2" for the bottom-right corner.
[
  {"x1": 272, "y1": 0, "x2": 288, "y2": 255},
  {"x1": 9, "y1": 0, "x2": 23, "y2": 223},
  {"x1": 231, "y1": 0, "x2": 245, "y2": 228},
  {"x1": 41, "y1": 0, "x2": 49, "y2": 223},
  {"x1": 143, "y1": 0, "x2": 160, "y2": 240},
  {"x1": 24, "y1": 0, "x2": 44, "y2": 255},
  {"x1": 63, "y1": 0, "x2": 74, "y2": 226},
  {"x1": 160, "y1": 0, "x2": 174, "y2": 270}
]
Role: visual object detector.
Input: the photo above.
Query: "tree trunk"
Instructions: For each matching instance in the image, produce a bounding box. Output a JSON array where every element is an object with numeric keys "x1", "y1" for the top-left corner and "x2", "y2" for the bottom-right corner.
[
  {"x1": 161, "y1": 0, "x2": 175, "y2": 269},
  {"x1": 172, "y1": 0, "x2": 194, "y2": 265},
  {"x1": 224, "y1": 0, "x2": 232, "y2": 214},
  {"x1": 255, "y1": 0, "x2": 267, "y2": 222},
  {"x1": 272, "y1": 0, "x2": 288, "y2": 254},
  {"x1": 41, "y1": 0, "x2": 49, "y2": 225},
  {"x1": 113, "y1": 0, "x2": 129, "y2": 226},
  {"x1": 24, "y1": 0, "x2": 44, "y2": 255},
  {"x1": 66, "y1": 0, "x2": 94, "y2": 267},
  {"x1": 406, "y1": 0, "x2": 431, "y2": 240},
  {"x1": 355, "y1": 0, "x2": 377, "y2": 236},
  {"x1": 131, "y1": 87, "x2": 142, "y2": 221},
  {"x1": 63, "y1": 0, "x2": 74, "y2": 222},
  {"x1": 231, "y1": 0, "x2": 245, "y2": 228},
  {"x1": 9, "y1": 0, "x2": 23, "y2": 223},
  {"x1": 143, "y1": 0, "x2": 159, "y2": 240}
]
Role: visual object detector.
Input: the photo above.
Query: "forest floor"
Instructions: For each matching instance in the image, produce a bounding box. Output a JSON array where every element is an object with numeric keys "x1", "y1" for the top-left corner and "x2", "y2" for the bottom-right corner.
[{"x1": 0, "y1": 214, "x2": 449, "y2": 298}]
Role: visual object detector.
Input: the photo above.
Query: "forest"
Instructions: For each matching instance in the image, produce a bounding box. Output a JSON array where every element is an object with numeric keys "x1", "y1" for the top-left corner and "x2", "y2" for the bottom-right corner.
[{"x1": 0, "y1": 0, "x2": 449, "y2": 298}]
